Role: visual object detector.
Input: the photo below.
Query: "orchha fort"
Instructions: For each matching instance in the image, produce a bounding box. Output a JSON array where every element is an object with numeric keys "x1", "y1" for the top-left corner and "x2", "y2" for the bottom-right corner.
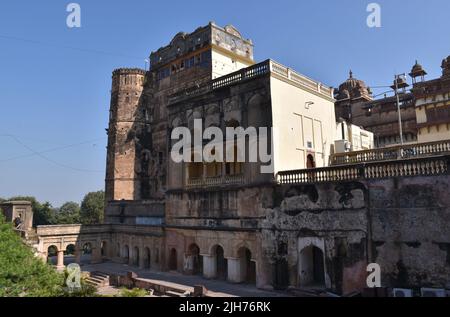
[{"x1": 3, "y1": 22, "x2": 450, "y2": 297}]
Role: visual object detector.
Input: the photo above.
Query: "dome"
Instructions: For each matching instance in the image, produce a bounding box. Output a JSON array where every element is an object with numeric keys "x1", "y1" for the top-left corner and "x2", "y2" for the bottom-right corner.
[
  {"x1": 409, "y1": 60, "x2": 427, "y2": 78},
  {"x1": 336, "y1": 70, "x2": 372, "y2": 101}
]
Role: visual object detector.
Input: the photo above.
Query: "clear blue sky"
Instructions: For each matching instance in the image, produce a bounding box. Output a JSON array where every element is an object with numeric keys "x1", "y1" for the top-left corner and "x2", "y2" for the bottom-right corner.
[{"x1": 1, "y1": 0, "x2": 449, "y2": 207}]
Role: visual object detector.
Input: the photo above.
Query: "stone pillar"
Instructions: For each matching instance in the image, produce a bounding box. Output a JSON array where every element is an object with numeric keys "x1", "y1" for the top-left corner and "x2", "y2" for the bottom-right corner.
[
  {"x1": 227, "y1": 258, "x2": 244, "y2": 283},
  {"x1": 139, "y1": 249, "x2": 146, "y2": 269},
  {"x1": 91, "y1": 246, "x2": 102, "y2": 264},
  {"x1": 56, "y1": 251, "x2": 65, "y2": 270},
  {"x1": 202, "y1": 255, "x2": 216, "y2": 279}
]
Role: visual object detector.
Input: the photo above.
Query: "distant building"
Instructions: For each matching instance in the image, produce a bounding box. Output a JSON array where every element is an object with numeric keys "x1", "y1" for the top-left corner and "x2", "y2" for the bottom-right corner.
[
  {"x1": 335, "y1": 71, "x2": 417, "y2": 148},
  {"x1": 335, "y1": 120, "x2": 374, "y2": 154},
  {"x1": 412, "y1": 57, "x2": 450, "y2": 142}
]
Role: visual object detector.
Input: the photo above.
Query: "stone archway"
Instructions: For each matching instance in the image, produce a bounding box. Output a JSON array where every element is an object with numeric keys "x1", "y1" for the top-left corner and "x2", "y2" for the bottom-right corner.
[
  {"x1": 237, "y1": 247, "x2": 256, "y2": 284},
  {"x1": 212, "y1": 245, "x2": 227, "y2": 281},
  {"x1": 169, "y1": 248, "x2": 177, "y2": 271},
  {"x1": 299, "y1": 245, "x2": 325, "y2": 287},
  {"x1": 307, "y1": 154, "x2": 316, "y2": 169},
  {"x1": 47, "y1": 245, "x2": 58, "y2": 266},
  {"x1": 132, "y1": 247, "x2": 140, "y2": 267},
  {"x1": 101, "y1": 241, "x2": 108, "y2": 258},
  {"x1": 122, "y1": 245, "x2": 130, "y2": 264},
  {"x1": 64, "y1": 244, "x2": 77, "y2": 265},
  {"x1": 143, "y1": 247, "x2": 151, "y2": 269},
  {"x1": 185, "y1": 244, "x2": 202, "y2": 275}
]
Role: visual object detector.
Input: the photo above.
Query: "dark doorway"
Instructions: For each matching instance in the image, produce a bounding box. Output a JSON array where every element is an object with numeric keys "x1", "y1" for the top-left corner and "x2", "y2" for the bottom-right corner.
[
  {"x1": 238, "y1": 247, "x2": 256, "y2": 284},
  {"x1": 144, "y1": 247, "x2": 151, "y2": 269},
  {"x1": 123, "y1": 245, "x2": 129, "y2": 263},
  {"x1": 214, "y1": 245, "x2": 227, "y2": 280},
  {"x1": 169, "y1": 248, "x2": 177, "y2": 271},
  {"x1": 299, "y1": 245, "x2": 325, "y2": 287},
  {"x1": 306, "y1": 154, "x2": 316, "y2": 169},
  {"x1": 274, "y1": 259, "x2": 289, "y2": 290},
  {"x1": 188, "y1": 244, "x2": 202, "y2": 275},
  {"x1": 312, "y1": 247, "x2": 325, "y2": 285},
  {"x1": 133, "y1": 247, "x2": 140, "y2": 267}
]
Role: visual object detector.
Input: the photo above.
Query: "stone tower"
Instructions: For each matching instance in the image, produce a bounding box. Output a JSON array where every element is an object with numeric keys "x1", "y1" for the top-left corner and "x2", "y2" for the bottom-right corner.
[{"x1": 105, "y1": 68, "x2": 146, "y2": 202}]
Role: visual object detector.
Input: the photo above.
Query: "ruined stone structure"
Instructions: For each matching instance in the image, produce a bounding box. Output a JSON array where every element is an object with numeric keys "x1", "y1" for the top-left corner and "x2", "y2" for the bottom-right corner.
[{"x1": 25, "y1": 23, "x2": 450, "y2": 295}]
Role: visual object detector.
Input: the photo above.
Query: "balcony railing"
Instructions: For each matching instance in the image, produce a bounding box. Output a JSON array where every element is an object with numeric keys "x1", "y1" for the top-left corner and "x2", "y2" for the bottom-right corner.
[
  {"x1": 168, "y1": 59, "x2": 334, "y2": 105},
  {"x1": 277, "y1": 156, "x2": 449, "y2": 185},
  {"x1": 186, "y1": 174, "x2": 244, "y2": 188},
  {"x1": 331, "y1": 139, "x2": 450, "y2": 166}
]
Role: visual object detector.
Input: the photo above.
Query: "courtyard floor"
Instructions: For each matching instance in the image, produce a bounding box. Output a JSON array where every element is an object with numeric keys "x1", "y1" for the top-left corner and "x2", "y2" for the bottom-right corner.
[{"x1": 78, "y1": 261, "x2": 290, "y2": 297}]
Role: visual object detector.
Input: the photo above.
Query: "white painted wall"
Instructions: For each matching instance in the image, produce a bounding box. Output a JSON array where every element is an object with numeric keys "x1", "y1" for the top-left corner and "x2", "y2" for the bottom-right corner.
[
  {"x1": 270, "y1": 76, "x2": 336, "y2": 174},
  {"x1": 211, "y1": 49, "x2": 253, "y2": 79}
]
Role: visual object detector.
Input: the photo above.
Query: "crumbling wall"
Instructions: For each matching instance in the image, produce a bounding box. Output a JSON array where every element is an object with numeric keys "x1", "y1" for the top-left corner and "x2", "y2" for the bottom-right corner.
[
  {"x1": 262, "y1": 174, "x2": 450, "y2": 294},
  {"x1": 369, "y1": 176, "x2": 450, "y2": 289},
  {"x1": 262, "y1": 182, "x2": 368, "y2": 294}
]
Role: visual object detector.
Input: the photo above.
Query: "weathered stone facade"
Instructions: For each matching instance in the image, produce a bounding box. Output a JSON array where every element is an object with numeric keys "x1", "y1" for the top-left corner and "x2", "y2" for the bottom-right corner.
[{"x1": 24, "y1": 23, "x2": 450, "y2": 296}]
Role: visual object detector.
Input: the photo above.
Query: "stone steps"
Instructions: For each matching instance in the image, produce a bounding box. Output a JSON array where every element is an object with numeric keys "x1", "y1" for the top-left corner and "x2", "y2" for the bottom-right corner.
[
  {"x1": 86, "y1": 271, "x2": 110, "y2": 288},
  {"x1": 165, "y1": 290, "x2": 190, "y2": 297}
]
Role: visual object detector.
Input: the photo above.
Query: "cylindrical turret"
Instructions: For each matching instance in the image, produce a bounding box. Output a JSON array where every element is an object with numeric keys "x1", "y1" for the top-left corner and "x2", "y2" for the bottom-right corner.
[{"x1": 105, "y1": 68, "x2": 146, "y2": 204}]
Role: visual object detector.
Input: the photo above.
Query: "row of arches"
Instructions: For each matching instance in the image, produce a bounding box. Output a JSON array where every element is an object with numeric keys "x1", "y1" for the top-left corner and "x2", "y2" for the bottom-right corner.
[
  {"x1": 168, "y1": 244, "x2": 256, "y2": 285},
  {"x1": 118, "y1": 243, "x2": 158, "y2": 269},
  {"x1": 46, "y1": 241, "x2": 108, "y2": 268}
]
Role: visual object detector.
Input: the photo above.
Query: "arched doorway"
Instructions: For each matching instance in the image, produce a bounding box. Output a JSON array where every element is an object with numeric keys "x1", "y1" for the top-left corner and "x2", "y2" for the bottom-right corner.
[
  {"x1": 101, "y1": 241, "x2": 108, "y2": 258},
  {"x1": 237, "y1": 247, "x2": 256, "y2": 284},
  {"x1": 64, "y1": 244, "x2": 76, "y2": 265},
  {"x1": 299, "y1": 245, "x2": 325, "y2": 287},
  {"x1": 133, "y1": 247, "x2": 140, "y2": 266},
  {"x1": 212, "y1": 245, "x2": 227, "y2": 280},
  {"x1": 143, "y1": 247, "x2": 151, "y2": 269},
  {"x1": 122, "y1": 245, "x2": 129, "y2": 263},
  {"x1": 169, "y1": 248, "x2": 177, "y2": 271},
  {"x1": 306, "y1": 154, "x2": 316, "y2": 169},
  {"x1": 82, "y1": 243, "x2": 92, "y2": 264},
  {"x1": 47, "y1": 245, "x2": 58, "y2": 265},
  {"x1": 187, "y1": 244, "x2": 202, "y2": 275}
]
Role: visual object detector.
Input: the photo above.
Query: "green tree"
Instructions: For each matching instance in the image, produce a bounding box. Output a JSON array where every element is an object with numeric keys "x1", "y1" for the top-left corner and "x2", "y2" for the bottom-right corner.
[
  {"x1": 7, "y1": 196, "x2": 54, "y2": 226},
  {"x1": 0, "y1": 214, "x2": 63, "y2": 296},
  {"x1": 80, "y1": 191, "x2": 105, "y2": 225},
  {"x1": 55, "y1": 201, "x2": 81, "y2": 224}
]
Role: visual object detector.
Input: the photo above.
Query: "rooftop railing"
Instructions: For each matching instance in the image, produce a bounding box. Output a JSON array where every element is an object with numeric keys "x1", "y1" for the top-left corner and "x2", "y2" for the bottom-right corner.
[
  {"x1": 331, "y1": 139, "x2": 450, "y2": 166},
  {"x1": 277, "y1": 155, "x2": 449, "y2": 185},
  {"x1": 168, "y1": 60, "x2": 333, "y2": 104}
]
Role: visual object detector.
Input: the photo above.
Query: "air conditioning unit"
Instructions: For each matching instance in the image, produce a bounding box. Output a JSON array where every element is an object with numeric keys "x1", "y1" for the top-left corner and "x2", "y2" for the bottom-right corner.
[
  {"x1": 392, "y1": 288, "x2": 413, "y2": 297},
  {"x1": 420, "y1": 288, "x2": 446, "y2": 297}
]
